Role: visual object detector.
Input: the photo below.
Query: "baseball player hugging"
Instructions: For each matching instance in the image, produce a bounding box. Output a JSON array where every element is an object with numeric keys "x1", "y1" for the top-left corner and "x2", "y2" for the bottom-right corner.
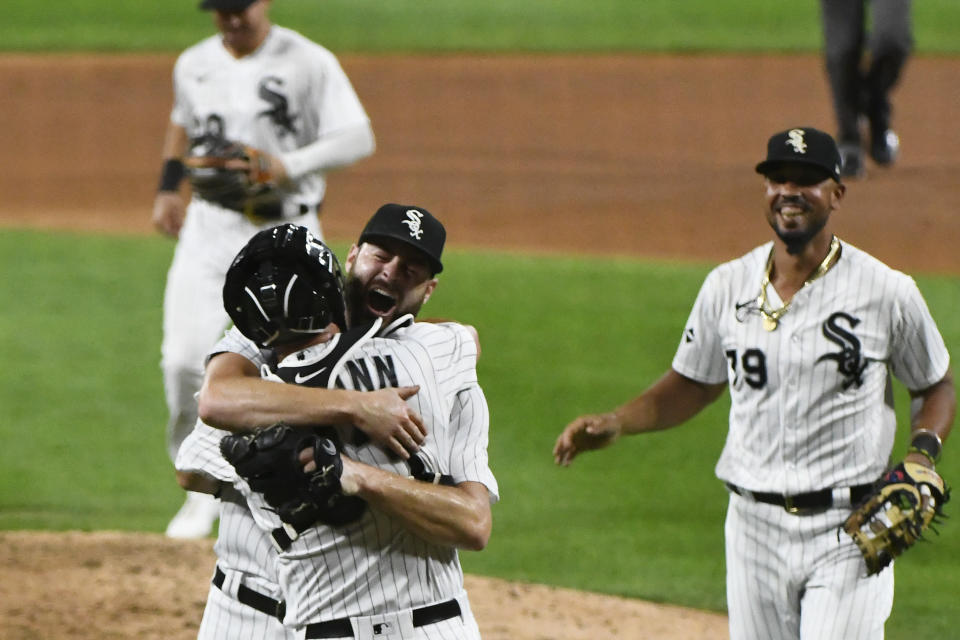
[{"x1": 179, "y1": 224, "x2": 497, "y2": 640}]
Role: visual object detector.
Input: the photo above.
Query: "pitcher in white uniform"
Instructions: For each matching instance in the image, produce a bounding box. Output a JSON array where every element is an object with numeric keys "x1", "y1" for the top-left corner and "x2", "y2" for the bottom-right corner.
[
  {"x1": 554, "y1": 127, "x2": 954, "y2": 640},
  {"x1": 153, "y1": 0, "x2": 375, "y2": 539}
]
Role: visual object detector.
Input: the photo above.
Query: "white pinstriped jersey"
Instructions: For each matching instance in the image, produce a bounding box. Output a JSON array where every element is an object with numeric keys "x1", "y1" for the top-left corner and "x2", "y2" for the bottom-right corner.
[
  {"x1": 176, "y1": 424, "x2": 293, "y2": 639},
  {"x1": 673, "y1": 239, "x2": 950, "y2": 494},
  {"x1": 234, "y1": 317, "x2": 498, "y2": 628},
  {"x1": 171, "y1": 25, "x2": 370, "y2": 213}
]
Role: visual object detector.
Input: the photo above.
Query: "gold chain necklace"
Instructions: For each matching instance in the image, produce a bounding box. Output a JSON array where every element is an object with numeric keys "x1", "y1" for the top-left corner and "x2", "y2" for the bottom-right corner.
[{"x1": 757, "y1": 236, "x2": 841, "y2": 332}]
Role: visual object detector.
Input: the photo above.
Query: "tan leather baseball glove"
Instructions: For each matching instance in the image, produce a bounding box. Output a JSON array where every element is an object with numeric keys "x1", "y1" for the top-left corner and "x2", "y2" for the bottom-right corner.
[
  {"x1": 184, "y1": 135, "x2": 283, "y2": 220},
  {"x1": 843, "y1": 461, "x2": 949, "y2": 575}
]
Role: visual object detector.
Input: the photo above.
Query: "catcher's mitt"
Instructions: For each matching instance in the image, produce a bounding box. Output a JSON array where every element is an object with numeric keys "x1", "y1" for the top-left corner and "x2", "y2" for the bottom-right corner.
[
  {"x1": 843, "y1": 461, "x2": 949, "y2": 575},
  {"x1": 184, "y1": 134, "x2": 284, "y2": 220},
  {"x1": 220, "y1": 423, "x2": 366, "y2": 529}
]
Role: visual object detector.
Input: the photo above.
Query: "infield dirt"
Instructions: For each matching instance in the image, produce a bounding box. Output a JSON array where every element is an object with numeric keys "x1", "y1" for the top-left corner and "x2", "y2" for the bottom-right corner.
[
  {"x1": 1, "y1": 54, "x2": 958, "y2": 273},
  {"x1": 1, "y1": 53, "x2": 957, "y2": 639}
]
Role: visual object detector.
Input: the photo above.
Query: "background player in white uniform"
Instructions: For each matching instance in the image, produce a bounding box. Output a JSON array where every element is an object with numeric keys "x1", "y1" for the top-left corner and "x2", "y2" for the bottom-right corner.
[
  {"x1": 154, "y1": 0, "x2": 375, "y2": 538},
  {"x1": 553, "y1": 127, "x2": 954, "y2": 639}
]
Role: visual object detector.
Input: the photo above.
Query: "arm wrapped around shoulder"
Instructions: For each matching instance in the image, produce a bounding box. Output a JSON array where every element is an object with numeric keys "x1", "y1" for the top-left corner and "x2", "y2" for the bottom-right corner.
[
  {"x1": 184, "y1": 135, "x2": 284, "y2": 220},
  {"x1": 843, "y1": 461, "x2": 950, "y2": 575}
]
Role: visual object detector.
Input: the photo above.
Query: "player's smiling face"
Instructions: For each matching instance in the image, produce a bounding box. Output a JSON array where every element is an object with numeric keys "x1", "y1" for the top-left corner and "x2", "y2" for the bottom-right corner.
[
  {"x1": 214, "y1": 0, "x2": 271, "y2": 58},
  {"x1": 762, "y1": 164, "x2": 845, "y2": 253},
  {"x1": 344, "y1": 239, "x2": 438, "y2": 327}
]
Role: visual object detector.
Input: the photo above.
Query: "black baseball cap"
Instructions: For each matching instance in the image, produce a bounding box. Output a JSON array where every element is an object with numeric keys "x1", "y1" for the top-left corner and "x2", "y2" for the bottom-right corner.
[
  {"x1": 199, "y1": 0, "x2": 257, "y2": 11},
  {"x1": 357, "y1": 204, "x2": 446, "y2": 274},
  {"x1": 755, "y1": 127, "x2": 843, "y2": 183}
]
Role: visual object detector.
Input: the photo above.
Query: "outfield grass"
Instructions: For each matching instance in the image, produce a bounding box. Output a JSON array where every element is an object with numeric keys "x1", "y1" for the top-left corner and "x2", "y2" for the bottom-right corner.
[
  {"x1": 2, "y1": 0, "x2": 959, "y2": 54},
  {"x1": 1, "y1": 229, "x2": 958, "y2": 638}
]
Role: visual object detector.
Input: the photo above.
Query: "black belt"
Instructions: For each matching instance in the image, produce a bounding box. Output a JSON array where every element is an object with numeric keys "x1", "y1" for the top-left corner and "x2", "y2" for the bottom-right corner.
[
  {"x1": 212, "y1": 566, "x2": 286, "y2": 621},
  {"x1": 205, "y1": 199, "x2": 322, "y2": 219},
  {"x1": 726, "y1": 482, "x2": 874, "y2": 514},
  {"x1": 305, "y1": 599, "x2": 461, "y2": 639}
]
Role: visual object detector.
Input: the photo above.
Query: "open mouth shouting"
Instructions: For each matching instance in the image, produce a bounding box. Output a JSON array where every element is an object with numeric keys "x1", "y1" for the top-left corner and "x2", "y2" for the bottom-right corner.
[{"x1": 366, "y1": 287, "x2": 398, "y2": 317}]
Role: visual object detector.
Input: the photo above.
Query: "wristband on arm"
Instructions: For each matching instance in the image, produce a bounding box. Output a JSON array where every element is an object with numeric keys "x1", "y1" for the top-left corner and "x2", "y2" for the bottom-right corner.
[
  {"x1": 157, "y1": 158, "x2": 185, "y2": 192},
  {"x1": 909, "y1": 428, "x2": 943, "y2": 465}
]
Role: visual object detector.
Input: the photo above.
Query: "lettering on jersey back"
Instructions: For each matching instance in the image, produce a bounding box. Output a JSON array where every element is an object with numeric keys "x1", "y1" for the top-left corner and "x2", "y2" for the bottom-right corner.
[
  {"x1": 816, "y1": 312, "x2": 869, "y2": 389},
  {"x1": 344, "y1": 355, "x2": 399, "y2": 391},
  {"x1": 257, "y1": 76, "x2": 297, "y2": 136}
]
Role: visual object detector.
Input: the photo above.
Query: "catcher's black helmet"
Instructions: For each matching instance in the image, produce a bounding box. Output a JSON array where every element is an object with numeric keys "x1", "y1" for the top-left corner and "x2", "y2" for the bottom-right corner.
[{"x1": 223, "y1": 224, "x2": 347, "y2": 347}]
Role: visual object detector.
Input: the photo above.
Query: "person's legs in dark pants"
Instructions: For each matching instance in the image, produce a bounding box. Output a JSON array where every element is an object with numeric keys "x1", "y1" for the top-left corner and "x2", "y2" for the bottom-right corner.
[
  {"x1": 821, "y1": 0, "x2": 868, "y2": 176},
  {"x1": 864, "y1": 0, "x2": 912, "y2": 164}
]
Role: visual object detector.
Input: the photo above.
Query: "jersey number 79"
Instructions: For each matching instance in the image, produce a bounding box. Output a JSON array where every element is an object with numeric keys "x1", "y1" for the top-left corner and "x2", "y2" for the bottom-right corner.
[{"x1": 725, "y1": 348, "x2": 768, "y2": 389}]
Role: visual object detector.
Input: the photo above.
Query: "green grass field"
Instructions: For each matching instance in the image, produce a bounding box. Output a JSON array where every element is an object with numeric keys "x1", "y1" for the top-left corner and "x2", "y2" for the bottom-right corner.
[
  {"x1": 3, "y1": 0, "x2": 960, "y2": 53},
  {"x1": 1, "y1": 229, "x2": 958, "y2": 638}
]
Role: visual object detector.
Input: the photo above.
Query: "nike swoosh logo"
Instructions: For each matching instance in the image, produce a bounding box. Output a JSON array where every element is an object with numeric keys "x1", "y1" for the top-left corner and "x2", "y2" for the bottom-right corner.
[{"x1": 294, "y1": 367, "x2": 327, "y2": 384}]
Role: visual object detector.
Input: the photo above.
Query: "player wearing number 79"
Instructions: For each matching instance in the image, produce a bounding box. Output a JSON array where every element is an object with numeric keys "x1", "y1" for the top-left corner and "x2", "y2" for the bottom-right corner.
[{"x1": 554, "y1": 127, "x2": 955, "y2": 639}]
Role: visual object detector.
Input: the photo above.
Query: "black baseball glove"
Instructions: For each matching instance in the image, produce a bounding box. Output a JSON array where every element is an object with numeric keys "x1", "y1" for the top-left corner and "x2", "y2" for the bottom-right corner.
[
  {"x1": 843, "y1": 461, "x2": 949, "y2": 575},
  {"x1": 220, "y1": 423, "x2": 366, "y2": 529},
  {"x1": 184, "y1": 134, "x2": 284, "y2": 220}
]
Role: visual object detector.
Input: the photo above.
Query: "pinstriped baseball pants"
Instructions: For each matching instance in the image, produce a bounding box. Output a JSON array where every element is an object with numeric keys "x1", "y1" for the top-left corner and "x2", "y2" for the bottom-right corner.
[{"x1": 725, "y1": 493, "x2": 893, "y2": 639}]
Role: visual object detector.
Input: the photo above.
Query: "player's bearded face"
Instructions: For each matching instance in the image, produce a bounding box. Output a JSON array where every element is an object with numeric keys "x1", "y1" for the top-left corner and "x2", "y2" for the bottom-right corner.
[
  {"x1": 763, "y1": 167, "x2": 842, "y2": 255},
  {"x1": 344, "y1": 242, "x2": 437, "y2": 326}
]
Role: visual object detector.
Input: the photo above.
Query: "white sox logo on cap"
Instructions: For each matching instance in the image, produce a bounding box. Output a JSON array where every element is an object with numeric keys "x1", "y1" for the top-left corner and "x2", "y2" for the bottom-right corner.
[
  {"x1": 756, "y1": 127, "x2": 842, "y2": 182},
  {"x1": 359, "y1": 203, "x2": 445, "y2": 273},
  {"x1": 786, "y1": 129, "x2": 808, "y2": 154},
  {"x1": 402, "y1": 209, "x2": 425, "y2": 239}
]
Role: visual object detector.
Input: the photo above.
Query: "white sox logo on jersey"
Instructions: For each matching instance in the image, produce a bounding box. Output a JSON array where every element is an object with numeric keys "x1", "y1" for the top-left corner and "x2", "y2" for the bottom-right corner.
[
  {"x1": 401, "y1": 210, "x2": 425, "y2": 239},
  {"x1": 786, "y1": 129, "x2": 808, "y2": 154},
  {"x1": 816, "y1": 312, "x2": 869, "y2": 389},
  {"x1": 257, "y1": 76, "x2": 297, "y2": 136}
]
